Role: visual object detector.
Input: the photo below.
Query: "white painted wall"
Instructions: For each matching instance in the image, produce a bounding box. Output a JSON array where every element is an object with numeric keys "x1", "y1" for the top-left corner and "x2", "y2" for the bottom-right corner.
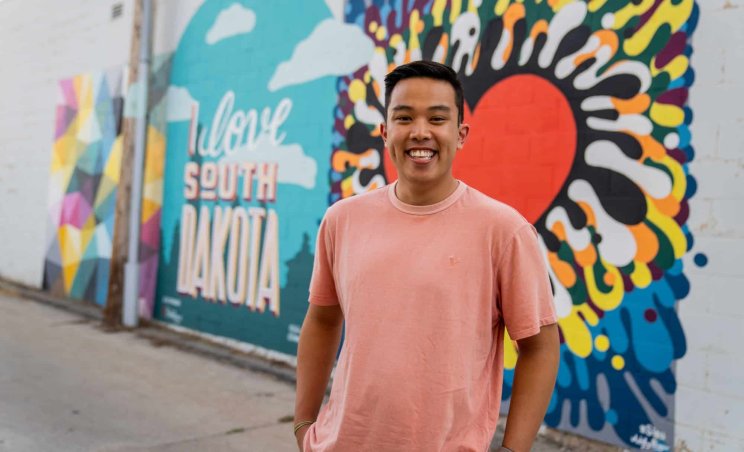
[
  {"x1": 677, "y1": 1, "x2": 744, "y2": 450},
  {"x1": 0, "y1": 0, "x2": 133, "y2": 286}
]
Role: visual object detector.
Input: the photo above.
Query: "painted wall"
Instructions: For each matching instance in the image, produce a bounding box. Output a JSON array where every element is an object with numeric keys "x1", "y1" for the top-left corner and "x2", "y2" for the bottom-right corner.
[
  {"x1": 676, "y1": 0, "x2": 744, "y2": 450},
  {"x1": 0, "y1": 0, "x2": 742, "y2": 450},
  {"x1": 0, "y1": 0, "x2": 134, "y2": 287}
]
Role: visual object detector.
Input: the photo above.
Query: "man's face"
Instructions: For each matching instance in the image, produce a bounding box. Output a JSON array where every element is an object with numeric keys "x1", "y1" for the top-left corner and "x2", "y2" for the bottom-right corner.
[{"x1": 380, "y1": 77, "x2": 469, "y2": 190}]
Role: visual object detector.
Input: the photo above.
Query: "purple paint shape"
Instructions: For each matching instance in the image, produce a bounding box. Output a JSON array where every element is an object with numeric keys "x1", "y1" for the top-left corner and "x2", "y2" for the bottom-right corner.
[
  {"x1": 139, "y1": 210, "x2": 161, "y2": 250},
  {"x1": 138, "y1": 255, "x2": 159, "y2": 319},
  {"x1": 635, "y1": 0, "x2": 663, "y2": 34},
  {"x1": 657, "y1": 87, "x2": 688, "y2": 107},
  {"x1": 674, "y1": 200, "x2": 690, "y2": 226},
  {"x1": 55, "y1": 106, "x2": 71, "y2": 139},
  {"x1": 80, "y1": 174, "x2": 96, "y2": 205},
  {"x1": 60, "y1": 193, "x2": 90, "y2": 229},
  {"x1": 59, "y1": 78, "x2": 78, "y2": 109},
  {"x1": 656, "y1": 32, "x2": 686, "y2": 69}
]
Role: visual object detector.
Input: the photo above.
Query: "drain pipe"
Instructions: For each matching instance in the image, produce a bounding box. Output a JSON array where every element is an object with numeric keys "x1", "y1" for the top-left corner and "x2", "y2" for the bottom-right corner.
[{"x1": 123, "y1": 0, "x2": 153, "y2": 327}]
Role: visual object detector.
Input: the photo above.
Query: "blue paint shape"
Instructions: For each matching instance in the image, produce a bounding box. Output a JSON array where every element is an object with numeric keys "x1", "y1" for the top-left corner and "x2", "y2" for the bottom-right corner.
[
  {"x1": 606, "y1": 409, "x2": 618, "y2": 425},
  {"x1": 693, "y1": 253, "x2": 708, "y2": 267},
  {"x1": 685, "y1": 175, "x2": 697, "y2": 198}
]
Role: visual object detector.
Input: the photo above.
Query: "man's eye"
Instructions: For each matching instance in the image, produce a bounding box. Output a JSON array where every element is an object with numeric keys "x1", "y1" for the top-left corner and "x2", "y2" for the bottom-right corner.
[
  {"x1": 431, "y1": 117, "x2": 446, "y2": 122},
  {"x1": 396, "y1": 116, "x2": 411, "y2": 121}
]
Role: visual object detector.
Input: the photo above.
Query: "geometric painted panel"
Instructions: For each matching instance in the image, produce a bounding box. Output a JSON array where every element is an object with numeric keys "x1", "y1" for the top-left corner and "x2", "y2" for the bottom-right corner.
[{"x1": 44, "y1": 65, "x2": 166, "y2": 316}]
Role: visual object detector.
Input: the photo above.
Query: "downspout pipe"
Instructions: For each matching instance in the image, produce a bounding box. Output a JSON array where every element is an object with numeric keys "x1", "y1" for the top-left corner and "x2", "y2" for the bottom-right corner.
[{"x1": 123, "y1": 0, "x2": 153, "y2": 327}]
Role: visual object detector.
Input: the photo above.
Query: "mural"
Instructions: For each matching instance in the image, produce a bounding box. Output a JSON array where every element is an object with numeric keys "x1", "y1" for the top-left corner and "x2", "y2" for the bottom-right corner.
[
  {"x1": 333, "y1": 0, "x2": 698, "y2": 449},
  {"x1": 153, "y1": 0, "x2": 348, "y2": 355},
  {"x1": 43, "y1": 66, "x2": 166, "y2": 315}
]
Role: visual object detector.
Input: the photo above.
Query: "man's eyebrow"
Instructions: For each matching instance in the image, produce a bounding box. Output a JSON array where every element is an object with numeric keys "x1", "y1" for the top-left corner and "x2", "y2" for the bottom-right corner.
[{"x1": 390, "y1": 105, "x2": 451, "y2": 112}]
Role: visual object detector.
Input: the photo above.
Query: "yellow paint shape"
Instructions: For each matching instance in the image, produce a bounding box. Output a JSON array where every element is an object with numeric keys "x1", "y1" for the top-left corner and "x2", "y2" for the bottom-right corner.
[
  {"x1": 588, "y1": 0, "x2": 609, "y2": 13},
  {"x1": 104, "y1": 137, "x2": 123, "y2": 183},
  {"x1": 432, "y1": 0, "x2": 447, "y2": 27},
  {"x1": 409, "y1": 9, "x2": 423, "y2": 50},
  {"x1": 62, "y1": 263, "x2": 80, "y2": 293},
  {"x1": 624, "y1": 0, "x2": 693, "y2": 57},
  {"x1": 650, "y1": 102, "x2": 685, "y2": 128},
  {"x1": 611, "y1": 355, "x2": 625, "y2": 370},
  {"x1": 630, "y1": 261, "x2": 652, "y2": 288},
  {"x1": 559, "y1": 308, "x2": 593, "y2": 358},
  {"x1": 144, "y1": 126, "x2": 165, "y2": 184},
  {"x1": 578, "y1": 303, "x2": 599, "y2": 327},
  {"x1": 651, "y1": 54, "x2": 689, "y2": 81},
  {"x1": 585, "y1": 262, "x2": 623, "y2": 311},
  {"x1": 646, "y1": 196, "x2": 687, "y2": 259},
  {"x1": 368, "y1": 21, "x2": 378, "y2": 33},
  {"x1": 660, "y1": 155, "x2": 687, "y2": 201},
  {"x1": 141, "y1": 198, "x2": 160, "y2": 223},
  {"x1": 495, "y1": 0, "x2": 511, "y2": 16},
  {"x1": 595, "y1": 334, "x2": 610, "y2": 352},
  {"x1": 503, "y1": 329, "x2": 518, "y2": 370},
  {"x1": 348, "y1": 79, "x2": 366, "y2": 103},
  {"x1": 344, "y1": 114, "x2": 355, "y2": 130},
  {"x1": 375, "y1": 26, "x2": 387, "y2": 41},
  {"x1": 341, "y1": 177, "x2": 354, "y2": 198},
  {"x1": 450, "y1": 0, "x2": 462, "y2": 24}
]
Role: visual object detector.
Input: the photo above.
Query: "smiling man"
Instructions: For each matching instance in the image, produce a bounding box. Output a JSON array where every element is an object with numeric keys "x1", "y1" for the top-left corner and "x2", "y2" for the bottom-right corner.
[{"x1": 294, "y1": 61, "x2": 559, "y2": 452}]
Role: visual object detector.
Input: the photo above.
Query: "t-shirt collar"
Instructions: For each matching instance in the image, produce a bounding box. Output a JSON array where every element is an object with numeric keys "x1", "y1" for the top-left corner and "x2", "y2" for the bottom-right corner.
[{"x1": 388, "y1": 180, "x2": 467, "y2": 215}]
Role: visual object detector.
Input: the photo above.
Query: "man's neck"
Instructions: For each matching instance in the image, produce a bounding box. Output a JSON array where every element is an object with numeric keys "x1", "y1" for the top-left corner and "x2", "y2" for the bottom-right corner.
[{"x1": 395, "y1": 177, "x2": 459, "y2": 206}]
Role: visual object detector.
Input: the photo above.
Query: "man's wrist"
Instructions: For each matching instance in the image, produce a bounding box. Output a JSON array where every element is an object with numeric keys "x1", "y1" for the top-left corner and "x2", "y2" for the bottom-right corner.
[{"x1": 293, "y1": 420, "x2": 315, "y2": 436}]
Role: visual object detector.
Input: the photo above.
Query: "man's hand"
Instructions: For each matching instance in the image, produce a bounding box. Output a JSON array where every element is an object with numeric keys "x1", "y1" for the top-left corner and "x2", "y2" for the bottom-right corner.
[
  {"x1": 501, "y1": 323, "x2": 560, "y2": 452},
  {"x1": 294, "y1": 304, "x2": 344, "y2": 451},
  {"x1": 295, "y1": 424, "x2": 311, "y2": 451}
]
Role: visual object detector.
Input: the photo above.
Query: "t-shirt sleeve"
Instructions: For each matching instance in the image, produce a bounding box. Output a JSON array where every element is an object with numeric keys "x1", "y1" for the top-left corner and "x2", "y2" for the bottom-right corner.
[
  {"x1": 496, "y1": 224, "x2": 557, "y2": 341},
  {"x1": 308, "y1": 213, "x2": 340, "y2": 306}
]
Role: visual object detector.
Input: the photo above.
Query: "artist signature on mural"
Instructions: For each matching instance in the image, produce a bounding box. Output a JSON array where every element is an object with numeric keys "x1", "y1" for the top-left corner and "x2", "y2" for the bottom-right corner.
[{"x1": 630, "y1": 424, "x2": 669, "y2": 451}]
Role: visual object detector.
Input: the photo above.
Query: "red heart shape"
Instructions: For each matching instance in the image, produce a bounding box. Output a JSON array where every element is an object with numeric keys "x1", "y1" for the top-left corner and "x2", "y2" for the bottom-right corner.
[
  {"x1": 455, "y1": 74, "x2": 577, "y2": 223},
  {"x1": 383, "y1": 74, "x2": 576, "y2": 224}
]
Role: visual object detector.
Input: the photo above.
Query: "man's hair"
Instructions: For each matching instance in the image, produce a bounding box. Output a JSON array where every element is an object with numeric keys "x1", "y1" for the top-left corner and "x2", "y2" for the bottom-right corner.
[{"x1": 384, "y1": 60, "x2": 464, "y2": 124}]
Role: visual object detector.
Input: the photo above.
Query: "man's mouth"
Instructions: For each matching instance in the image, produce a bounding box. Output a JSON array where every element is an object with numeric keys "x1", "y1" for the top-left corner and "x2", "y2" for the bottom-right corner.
[{"x1": 406, "y1": 149, "x2": 437, "y2": 162}]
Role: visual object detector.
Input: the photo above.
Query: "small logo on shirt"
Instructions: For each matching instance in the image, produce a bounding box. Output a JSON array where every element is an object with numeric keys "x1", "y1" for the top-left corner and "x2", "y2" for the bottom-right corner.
[{"x1": 448, "y1": 255, "x2": 461, "y2": 267}]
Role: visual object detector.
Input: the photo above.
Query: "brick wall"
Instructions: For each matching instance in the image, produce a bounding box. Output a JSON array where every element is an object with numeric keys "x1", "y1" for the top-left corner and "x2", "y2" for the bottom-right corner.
[{"x1": 677, "y1": 0, "x2": 744, "y2": 450}]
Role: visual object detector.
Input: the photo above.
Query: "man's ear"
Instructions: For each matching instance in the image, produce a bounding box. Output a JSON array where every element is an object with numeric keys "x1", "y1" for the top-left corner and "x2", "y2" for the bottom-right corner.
[
  {"x1": 380, "y1": 122, "x2": 387, "y2": 144},
  {"x1": 458, "y1": 123, "x2": 470, "y2": 149}
]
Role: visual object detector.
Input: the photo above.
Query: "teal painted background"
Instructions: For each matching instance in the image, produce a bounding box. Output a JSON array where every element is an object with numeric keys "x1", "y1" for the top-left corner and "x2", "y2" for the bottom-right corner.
[{"x1": 155, "y1": 0, "x2": 337, "y2": 355}]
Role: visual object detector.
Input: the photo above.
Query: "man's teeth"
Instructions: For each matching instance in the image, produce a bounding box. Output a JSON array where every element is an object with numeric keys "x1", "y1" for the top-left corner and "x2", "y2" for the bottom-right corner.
[{"x1": 409, "y1": 150, "x2": 434, "y2": 159}]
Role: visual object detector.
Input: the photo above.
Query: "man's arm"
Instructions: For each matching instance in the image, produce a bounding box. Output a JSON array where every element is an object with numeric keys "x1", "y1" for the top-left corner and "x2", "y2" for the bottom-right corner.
[
  {"x1": 294, "y1": 303, "x2": 344, "y2": 450},
  {"x1": 501, "y1": 323, "x2": 560, "y2": 452}
]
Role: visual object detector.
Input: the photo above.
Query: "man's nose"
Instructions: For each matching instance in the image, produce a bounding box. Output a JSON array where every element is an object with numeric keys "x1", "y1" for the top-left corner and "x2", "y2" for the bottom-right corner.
[{"x1": 409, "y1": 120, "x2": 432, "y2": 140}]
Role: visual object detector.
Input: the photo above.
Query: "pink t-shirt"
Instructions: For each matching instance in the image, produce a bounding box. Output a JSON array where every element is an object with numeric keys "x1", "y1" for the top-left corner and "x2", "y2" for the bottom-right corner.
[{"x1": 304, "y1": 181, "x2": 556, "y2": 452}]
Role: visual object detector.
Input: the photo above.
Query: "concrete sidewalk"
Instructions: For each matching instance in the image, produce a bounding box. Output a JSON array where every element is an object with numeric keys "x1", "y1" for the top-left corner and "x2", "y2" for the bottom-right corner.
[
  {"x1": 0, "y1": 291, "x2": 299, "y2": 452},
  {"x1": 0, "y1": 285, "x2": 617, "y2": 452}
]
